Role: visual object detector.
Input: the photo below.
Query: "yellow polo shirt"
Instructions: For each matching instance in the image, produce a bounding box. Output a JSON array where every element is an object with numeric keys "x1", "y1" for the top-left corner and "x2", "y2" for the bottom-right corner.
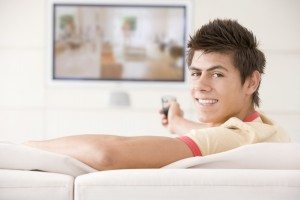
[{"x1": 178, "y1": 112, "x2": 290, "y2": 156}]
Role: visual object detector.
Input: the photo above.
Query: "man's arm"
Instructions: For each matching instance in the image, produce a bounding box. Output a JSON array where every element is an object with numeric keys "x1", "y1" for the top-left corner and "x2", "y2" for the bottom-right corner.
[
  {"x1": 160, "y1": 101, "x2": 207, "y2": 135},
  {"x1": 24, "y1": 134, "x2": 193, "y2": 171}
]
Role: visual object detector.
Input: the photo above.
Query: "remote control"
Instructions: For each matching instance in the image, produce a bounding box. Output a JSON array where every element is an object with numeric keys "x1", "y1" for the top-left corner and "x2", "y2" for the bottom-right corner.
[{"x1": 161, "y1": 95, "x2": 177, "y2": 116}]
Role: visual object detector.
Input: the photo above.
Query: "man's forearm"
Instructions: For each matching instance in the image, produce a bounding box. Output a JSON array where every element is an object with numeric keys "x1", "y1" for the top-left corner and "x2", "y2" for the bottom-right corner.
[
  {"x1": 169, "y1": 116, "x2": 207, "y2": 135},
  {"x1": 24, "y1": 134, "x2": 193, "y2": 170}
]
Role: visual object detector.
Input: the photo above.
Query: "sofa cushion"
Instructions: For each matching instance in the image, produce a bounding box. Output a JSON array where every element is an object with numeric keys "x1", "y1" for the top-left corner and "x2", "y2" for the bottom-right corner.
[
  {"x1": 75, "y1": 169, "x2": 300, "y2": 200},
  {"x1": 164, "y1": 143, "x2": 300, "y2": 169},
  {"x1": 0, "y1": 169, "x2": 74, "y2": 200},
  {"x1": 0, "y1": 142, "x2": 97, "y2": 177}
]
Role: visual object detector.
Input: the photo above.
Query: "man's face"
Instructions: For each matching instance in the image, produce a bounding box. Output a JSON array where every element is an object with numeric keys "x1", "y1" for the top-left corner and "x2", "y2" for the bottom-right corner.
[{"x1": 189, "y1": 50, "x2": 253, "y2": 125}]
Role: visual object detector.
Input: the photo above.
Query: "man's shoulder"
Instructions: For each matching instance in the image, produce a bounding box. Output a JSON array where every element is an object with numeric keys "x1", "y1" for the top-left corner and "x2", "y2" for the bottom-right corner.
[{"x1": 223, "y1": 112, "x2": 273, "y2": 126}]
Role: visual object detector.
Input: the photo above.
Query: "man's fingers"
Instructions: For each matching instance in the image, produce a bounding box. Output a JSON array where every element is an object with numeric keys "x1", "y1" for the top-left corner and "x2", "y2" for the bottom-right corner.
[
  {"x1": 159, "y1": 109, "x2": 165, "y2": 114},
  {"x1": 162, "y1": 118, "x2": 168, "y2": 126}
]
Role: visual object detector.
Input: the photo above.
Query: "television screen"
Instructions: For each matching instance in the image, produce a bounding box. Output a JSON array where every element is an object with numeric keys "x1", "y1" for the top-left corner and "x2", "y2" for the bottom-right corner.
[{"x1": 52, "y1": 2, "x2": 188, "y2": 82}]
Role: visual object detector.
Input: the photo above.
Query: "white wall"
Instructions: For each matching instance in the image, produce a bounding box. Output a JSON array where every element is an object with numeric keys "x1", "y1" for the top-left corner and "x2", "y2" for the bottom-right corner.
[{"x1": 0, "y1": 0, "x2": 299, "y2": 143}]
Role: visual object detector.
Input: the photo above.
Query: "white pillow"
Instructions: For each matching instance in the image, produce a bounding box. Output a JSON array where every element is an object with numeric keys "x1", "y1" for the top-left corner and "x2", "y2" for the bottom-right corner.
[
  {"x1": 0, "y1": 142, "x2": 97, "y2": 177},
  {"x1": 163, "y1": 143, "x2": 300, "y2": 169}
]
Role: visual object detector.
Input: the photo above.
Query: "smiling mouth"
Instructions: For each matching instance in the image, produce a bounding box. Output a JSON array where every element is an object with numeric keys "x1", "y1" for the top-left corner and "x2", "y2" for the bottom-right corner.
[{"x1": 196, "y1": 98, "x2": 218, "y2": 106}]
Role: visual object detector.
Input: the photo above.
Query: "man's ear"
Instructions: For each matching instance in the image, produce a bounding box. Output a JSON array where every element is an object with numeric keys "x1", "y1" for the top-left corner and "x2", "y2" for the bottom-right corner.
[{"x1": 245, "y1": 70, "x2": 261, "y2": 95}]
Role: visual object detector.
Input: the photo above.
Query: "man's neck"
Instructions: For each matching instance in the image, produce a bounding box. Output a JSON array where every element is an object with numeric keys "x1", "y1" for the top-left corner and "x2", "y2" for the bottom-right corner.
[
  {"x1": 204, "y1": 104, "x2": 257, "y2": 127},
  {"x1": 240, "y1": 105, "x2": 256, "y2": 121}
]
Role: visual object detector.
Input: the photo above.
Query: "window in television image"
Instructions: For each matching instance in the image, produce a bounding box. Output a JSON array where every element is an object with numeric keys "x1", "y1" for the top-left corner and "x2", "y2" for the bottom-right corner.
[{"x1": 53, "y1": 4, "x2": 187, "y2": 82}]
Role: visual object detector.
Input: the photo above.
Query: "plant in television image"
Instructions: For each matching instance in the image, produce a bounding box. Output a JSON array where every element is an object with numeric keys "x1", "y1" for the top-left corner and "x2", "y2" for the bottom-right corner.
[{"x1": 53, "y1": 4, "x2": 187, "y2": 82}]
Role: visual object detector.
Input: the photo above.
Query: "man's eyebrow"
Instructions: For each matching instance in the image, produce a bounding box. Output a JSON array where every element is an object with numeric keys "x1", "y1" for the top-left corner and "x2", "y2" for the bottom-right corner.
[{"x1": 189, "y1": 65, "x2": 228, "y2": 72}]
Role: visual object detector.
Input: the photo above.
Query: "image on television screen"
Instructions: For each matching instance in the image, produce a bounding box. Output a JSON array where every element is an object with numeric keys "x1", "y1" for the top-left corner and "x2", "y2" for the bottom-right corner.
[{"x1": 53, "y1": 3, "x2": 187, "y2": 82}]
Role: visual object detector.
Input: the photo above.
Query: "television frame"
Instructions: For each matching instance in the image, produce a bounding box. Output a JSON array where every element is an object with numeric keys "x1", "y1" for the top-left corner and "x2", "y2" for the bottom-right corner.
[{"x1": 46, "y1": 0, "x2": 194, "y2": 88}]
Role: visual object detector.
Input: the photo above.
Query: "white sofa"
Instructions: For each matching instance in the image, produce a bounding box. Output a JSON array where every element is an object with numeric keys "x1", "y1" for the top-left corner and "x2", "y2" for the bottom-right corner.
[
  {"x1": 1, "y1": 142, "x2": 300, "y2": 200},
  {"x1": 0, "y1": 169, "x2": 73, "y2": 200}
]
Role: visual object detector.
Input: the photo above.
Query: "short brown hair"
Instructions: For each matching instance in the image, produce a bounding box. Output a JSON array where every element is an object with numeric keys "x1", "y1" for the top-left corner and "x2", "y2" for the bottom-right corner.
[{"x1": 187, "y1": 19, "x2": 265, "y2": 107}]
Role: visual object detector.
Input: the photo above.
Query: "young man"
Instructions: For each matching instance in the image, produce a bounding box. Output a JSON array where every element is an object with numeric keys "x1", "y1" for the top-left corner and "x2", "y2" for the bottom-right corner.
[{"x1": 24, "y1": 19, "x2": 290, "y2": 171}]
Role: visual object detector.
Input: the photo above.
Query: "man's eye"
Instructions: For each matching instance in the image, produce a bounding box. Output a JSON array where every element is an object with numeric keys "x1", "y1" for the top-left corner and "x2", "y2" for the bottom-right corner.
[
  {"x1": 212, "y1": 73, "x2": 223, "y2": 78},
  {"x1": 190, "y1": 72, "x2": 200, "y2": 77}
]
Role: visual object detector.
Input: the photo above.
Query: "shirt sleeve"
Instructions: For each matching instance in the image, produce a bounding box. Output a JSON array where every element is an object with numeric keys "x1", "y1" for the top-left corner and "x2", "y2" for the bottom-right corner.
[
  {"x1": 180, "y1": 118, "x2": 262, "y2": 156},
  {"x1": 178, "y1": 135, "x2": 202, "y2": 156},
  {"x1": 179, "y1": 117, "x2": 283, "y2": 157},
  {"x1": 184, "y1": 126, "x2": 250, "y2": 156}
]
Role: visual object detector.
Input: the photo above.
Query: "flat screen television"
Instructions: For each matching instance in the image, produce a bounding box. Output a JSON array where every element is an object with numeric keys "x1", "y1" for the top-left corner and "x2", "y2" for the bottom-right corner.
[{"x1": 49, "y1": 0, "x2": 192, "y2": 85}]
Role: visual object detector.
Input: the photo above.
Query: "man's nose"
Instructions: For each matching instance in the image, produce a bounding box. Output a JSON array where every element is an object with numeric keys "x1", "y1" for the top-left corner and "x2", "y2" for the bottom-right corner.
[{"x1": 192, "y1": 73, "x2": 212, "y2": 92}]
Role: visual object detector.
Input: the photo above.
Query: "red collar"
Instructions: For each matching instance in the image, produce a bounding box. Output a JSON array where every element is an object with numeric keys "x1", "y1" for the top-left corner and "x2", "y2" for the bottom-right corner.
[{"x1": 243, "y1": 111, "x2": 260, "y2": 122}]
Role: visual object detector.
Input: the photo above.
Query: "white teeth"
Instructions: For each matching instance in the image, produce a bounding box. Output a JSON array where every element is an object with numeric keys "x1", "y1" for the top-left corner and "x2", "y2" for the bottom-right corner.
[{"x1": 197, "y1": 99, "x2": 218, "y2": 105}]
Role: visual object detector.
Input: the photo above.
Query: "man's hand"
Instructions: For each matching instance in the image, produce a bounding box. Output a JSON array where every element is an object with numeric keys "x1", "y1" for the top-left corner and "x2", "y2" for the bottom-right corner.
[
  {"x1": 159, "y1": 101, "x2": 184, "y2": 133},
  {"x1": 159, "y1": 101, "x2": 209, "y2": 135}
]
